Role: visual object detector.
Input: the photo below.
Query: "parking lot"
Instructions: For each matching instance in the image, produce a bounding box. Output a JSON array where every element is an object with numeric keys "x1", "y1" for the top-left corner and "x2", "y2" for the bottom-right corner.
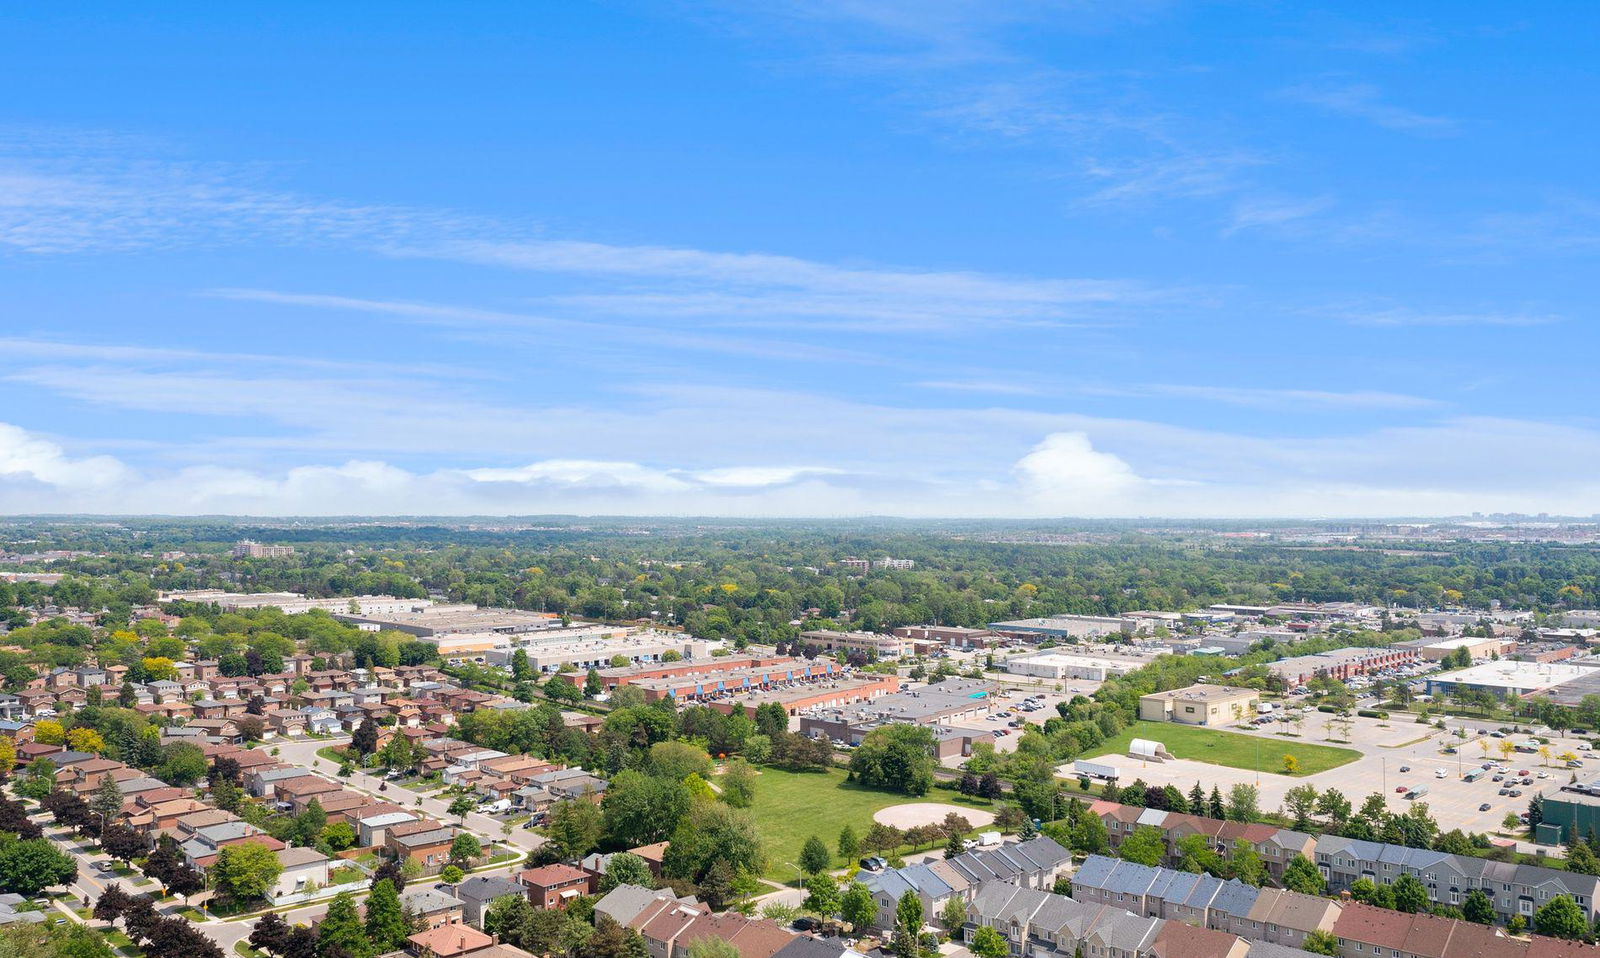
[
  {"x1": 1067, "y1": 706, "x2": 1591, "y2": 837},
  {"x1": 941, "y1": 681, "x2": 1100, "y2": 762}
]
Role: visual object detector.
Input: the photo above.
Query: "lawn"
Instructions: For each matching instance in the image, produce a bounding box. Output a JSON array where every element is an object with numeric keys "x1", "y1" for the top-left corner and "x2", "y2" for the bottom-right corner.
[
  {"x1": 1087, "y1": 720, "x2": 1361, "y2": 776},
  {"x1": 744, "y1": 766, "x2": 994, "y2": 883}
]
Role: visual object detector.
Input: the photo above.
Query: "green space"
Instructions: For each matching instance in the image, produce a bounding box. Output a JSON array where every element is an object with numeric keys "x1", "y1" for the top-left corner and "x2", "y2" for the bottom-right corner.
[
  {"x1": 744, "y1": 765, "x2": 994, "y2": 882},
  {"x1": 1087, "y1": 720, "x2": 1361, "y2": 776}
]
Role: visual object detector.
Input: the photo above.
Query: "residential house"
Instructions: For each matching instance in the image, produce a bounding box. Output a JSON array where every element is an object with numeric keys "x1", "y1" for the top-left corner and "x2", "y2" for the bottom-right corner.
[
  {"x1": 268, "y1": 847, "x2": 332, "y2": 903},
  {"x1": 518, "y1": 864, "x2": 594, "y2": 909},
  {"x1": 400, "y1": 885, "x2": 466, "y2": 929},
  {"x1": 457, "y1": 875, "x2": 525, "y2": 927},
  {"x1": 387, "y1": 820, "x2": 458, "y2": 875}
]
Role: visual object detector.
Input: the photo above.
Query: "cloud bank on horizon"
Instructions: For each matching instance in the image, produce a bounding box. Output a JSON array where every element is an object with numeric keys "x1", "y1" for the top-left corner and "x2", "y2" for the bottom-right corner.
[{"x1": 0, "y1": 2, "x2": 1594, "y2": 518}]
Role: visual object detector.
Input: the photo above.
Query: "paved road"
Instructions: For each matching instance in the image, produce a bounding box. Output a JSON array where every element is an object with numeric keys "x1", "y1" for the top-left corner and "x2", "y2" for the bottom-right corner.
[{"x1": 270, "y1": 735, "x2": 547, "y2": 854}]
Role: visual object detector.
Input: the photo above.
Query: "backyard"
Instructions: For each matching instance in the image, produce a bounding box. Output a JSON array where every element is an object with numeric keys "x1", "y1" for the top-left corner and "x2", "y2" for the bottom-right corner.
[
  {"x1": 1087, "y1": 720, "x2": 1362, "y2": 776},
  {"x1": 744, "y1": 765, "x2": 995, "y2": 882}
]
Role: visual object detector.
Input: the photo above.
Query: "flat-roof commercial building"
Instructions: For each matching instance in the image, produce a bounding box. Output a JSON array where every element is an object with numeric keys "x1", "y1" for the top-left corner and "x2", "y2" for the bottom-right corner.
[
  {"x1": 552, "y1": 655, "x2": 791, "y2": 693},
  {"x1": 800, "y1": 678, "x2": 997, "y2": 728},
  {"x1": 988, "y1": 615, "x2": 1133, "y2": 642},
  {"x1": 891, "y1": 626, "x2": 1003, "y2": 649},
  {"x1": 718, "y1": 673, "x2": 902, "y2": 718},
  {"x1": 798, "y1": 629, "x2": 911, "y2": 658},
  {"x1": 1409, "y1": 635, "x2": 1512, "y2": 662},
  {"x1": 481, "y1": 630, "x2": 708, "y2": 673},
  {"x1": 335, "y1": 604, "x2": 560, "y2": 637},
  {"x1": 1263, "y1": 647, "x2": 1418, "y2": 687},
  {"x1": 160, "y1": 590, "x2": 431, "y2": 616},
  {"x1": 626, "y1": 658, "x2": 846, "y2": 704},
  {"x1": 1426, "y1": 660, "x2": 1599, "y2": 699},
  {"x1": 1138, "y1": 684, "x2": 1259, "y2": 726},
  {"x1": 1003, "y1": 651, "x2": 1140, "y2": 681}
]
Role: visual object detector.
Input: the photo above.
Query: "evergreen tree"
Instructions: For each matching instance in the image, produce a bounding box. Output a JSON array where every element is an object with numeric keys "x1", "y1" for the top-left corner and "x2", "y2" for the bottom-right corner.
[{"x1": 1207, "y1": 786, "x2": 1225, "y2": 820}]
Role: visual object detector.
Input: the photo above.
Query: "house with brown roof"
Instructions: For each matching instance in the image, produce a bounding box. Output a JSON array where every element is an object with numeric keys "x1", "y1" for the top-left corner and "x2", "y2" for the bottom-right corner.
[
  {"x1": 407, "y1": 924, "x2": 493, "y2": 958},
  {"x1": 1151, "y1": 921, "x2": 1249, "y2": 958},
  {"x1": 518, "y1": 864, "x2": 594, "y2": 909},
  {"x1": 273, "y1": 774, "x2": 344, "y2": 809}
]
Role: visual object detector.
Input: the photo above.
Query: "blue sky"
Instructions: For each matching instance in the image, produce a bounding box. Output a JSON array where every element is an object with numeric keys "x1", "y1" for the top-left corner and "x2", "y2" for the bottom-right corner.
[{"x1": 0, "y1": 1, "x2": 1595, "y2": 517}]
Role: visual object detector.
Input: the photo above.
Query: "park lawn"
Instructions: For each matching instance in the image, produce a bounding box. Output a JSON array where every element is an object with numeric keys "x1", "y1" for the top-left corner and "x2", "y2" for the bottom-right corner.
[
  {"x1": 1087, "y1": 720, "x2": 1361, "y2": 776},
  {"x1": 745, "y1": 765, "x2": 994, "y2": 883}
]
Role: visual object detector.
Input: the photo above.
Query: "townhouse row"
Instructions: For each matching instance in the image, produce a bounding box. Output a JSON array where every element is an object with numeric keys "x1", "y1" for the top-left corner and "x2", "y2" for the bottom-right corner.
[
  {"x1": 1067, "y1": 855, "x2": 1600, "y2": 958},
  {"x1": 1089, "y1": 801, "x2": 1600, "y2": 923}
]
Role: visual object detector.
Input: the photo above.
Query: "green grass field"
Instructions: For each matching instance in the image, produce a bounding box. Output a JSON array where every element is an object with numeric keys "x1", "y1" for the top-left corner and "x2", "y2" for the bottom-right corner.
[
  {"x1": 744, "y1": 766, "x2": 994, "y2": 882},
  {"x1": 1087, "y1": 720, "x2": 1361, "y2": 776}
]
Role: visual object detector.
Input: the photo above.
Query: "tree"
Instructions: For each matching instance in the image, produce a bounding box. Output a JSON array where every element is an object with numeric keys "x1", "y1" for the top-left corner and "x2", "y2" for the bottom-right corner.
[
  {"x1": 1071, "y1": 813, "x2": 1108, "y2": 856},
  {"x1": 210, "y1": 841, "x2": 283, "y2": 902},
  {"x1": 450, "y1": 832, "x2": 482, "y2": 863},
  {"x1": 940, "y1": 895, "x2": 967, "y2": 934},
  {"x1": 600, "y1": 852, "x2": 653, "y2": 892},
  {"x1": 1463, "y1": 889, "x2": 1495, "y2": 925},
  {"x1": 800, "y1": 835, "x2": 832, "y2": 876},
  {"x1": 0, "y1": 838, "x2": 76, "y2": 896},
  {"x1": 351, "y1": 719, "x2": 380, "y2": 757},
  {"x1": 1282, "y1": 854, "x2": 1325, "y2": 895},
  {"x1": 1208, "y1": 786, "x2": 1225, "y2": 820},
  {"x1": 1391, "y1": 874, "x2": 1429, "y2": 913},
  {"x1": 894, "y1": 889, "x2": 924, "y2": 958},
  {"x1": 601, "y1": 771, "x2": 690, "y2": 848},
  {"x1": 662, "y1": 802, "x2": 765, "y2": 887},
  {"x1": 67, "y1": 728, "x2": 106, "y2": 755},
  {"x1": 721, "y1": 759, "x2": 757, "y2": 808},
  {"x1": 1283, "y1": 784, "x2": 1320, "y2": 831},
  {"x1": 100, "y1": 825, "x2": 145, "y2": 864},
  {"x1": 1118, "y1": 826, "x2": 1164, "y2": 866},
  {"x1": 697, "y1": 858, "x2": 736, "y2": 912},
  {"x1": 364, "y1": 879, "x2": 409, "y2": 952},
  {"x1": 547, "y1": 798, "x2": 605, "y2": 859},
  {"x1": 249, "y1": 912, "x2": 291, "y2": 956},
  {"x1": 850, "y1": 725, "x2": 936, "y2": 796},
  {"x1": 90, "y1": 776, "x2": 124, "y2": 830},
  {"x1": 1226, "y1": 839, "x2": 1266, "y2": 887},
  {"x1": 317, "y1": 891, "x2": 372, "y2": 958},
  {"x1": 1534, "y1": 895, "x2": 1589, "y2": 940},
  {"x1": 841, "y1": 881, "x2": 877, "y2": 931},
  {"x1": 970, "y1": 926, "x2": 1009, "y2": 958},
  {"x1": 447, "y1": 795, "x2": 477, "y2": 823},
  {"x1": 1302, "y1": 931, "x2": 1341, "y2": 957},
  {"x1": 1225, "y1": 784, "x2": 1259, "y2": 822},
  {"x1": 804, "y1": 873, "x2": 840, "y2": 917},
  {"x1": 440, "y1": 864, "x2": 465, "y2": 885},
  {"x1": 944, "y1": 832, "x2": 964, "y2": 860},
  {"x1": 838, "y1": 825, "x2": 860, "y2": 862}
]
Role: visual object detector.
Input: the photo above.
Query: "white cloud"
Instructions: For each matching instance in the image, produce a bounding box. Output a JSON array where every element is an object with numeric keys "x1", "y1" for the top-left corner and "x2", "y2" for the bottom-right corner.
[
  {"x1": 1012, "y1": 432, "x2": 1145, "y2": 506},
  {"x1": 1284, "y1": 82, "x2": 1457, "y2": 135},
  {"x1": 1339, "y1": 307, "x2": 1561, "y2": 328},
  {"x1": 1081, "y1": 382, "x2": 1443, "y2": 411},
  {"x1": 0, "y1": 423, "x2": 132, "y2": 491},
  {"x1": 6, "y1": 411, "x2": 1600, "y2": 518}
]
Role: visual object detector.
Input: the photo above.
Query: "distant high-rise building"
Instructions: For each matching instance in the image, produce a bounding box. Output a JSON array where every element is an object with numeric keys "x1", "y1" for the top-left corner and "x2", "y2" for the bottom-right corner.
[{"x1": 232, "y1": 539, "x2": 295, "y2": 559}]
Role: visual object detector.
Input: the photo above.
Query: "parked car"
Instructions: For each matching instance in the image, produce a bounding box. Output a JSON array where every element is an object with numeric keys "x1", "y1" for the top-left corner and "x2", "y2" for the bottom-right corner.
[
  {"x1": 1509, "y1": 789, "x2": 1524, "y2": 797},
  {"x1": 1395, "y1": 785, "x2": 1409, "y2": 793},
  {"x1": 1399, "y1": 765, "x2": 1411, "y2": 773},
  {"x1": 1479, "y1": 803, "x2": 1493, "y2": 811}
]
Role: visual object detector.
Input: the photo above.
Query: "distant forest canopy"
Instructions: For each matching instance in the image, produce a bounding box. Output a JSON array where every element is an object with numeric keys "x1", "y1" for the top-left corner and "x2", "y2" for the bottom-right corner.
[{"x1": 2, "y1": 517, "x2": 1599, "y2": 641}]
